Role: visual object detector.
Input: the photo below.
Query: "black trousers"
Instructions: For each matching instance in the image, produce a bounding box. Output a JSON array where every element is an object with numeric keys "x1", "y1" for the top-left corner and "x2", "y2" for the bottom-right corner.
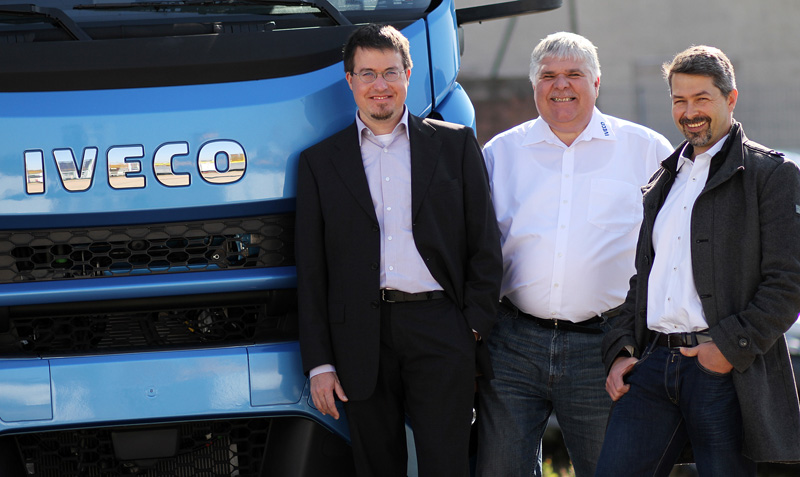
[{"x1": 344, "y1": 297, "x2": 476, "y2": 477}]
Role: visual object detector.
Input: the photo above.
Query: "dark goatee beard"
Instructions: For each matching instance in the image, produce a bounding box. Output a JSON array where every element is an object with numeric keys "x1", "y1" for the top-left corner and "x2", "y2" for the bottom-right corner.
[
  {"x1": 370, "y1": 111, "x2": 394, "y2": 122},
  {"x1": 680, "y1": 116, "x2": 713, "y2": 148}
]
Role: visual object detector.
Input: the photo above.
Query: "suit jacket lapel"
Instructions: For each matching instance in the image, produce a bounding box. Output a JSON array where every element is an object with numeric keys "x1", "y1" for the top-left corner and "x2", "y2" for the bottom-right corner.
[
  {"x1": 409, "y1": 115, "x2": 442, "y2": 221},
  {"x1": 329, "y1": 122, "x2": 379, "y2": 222}
]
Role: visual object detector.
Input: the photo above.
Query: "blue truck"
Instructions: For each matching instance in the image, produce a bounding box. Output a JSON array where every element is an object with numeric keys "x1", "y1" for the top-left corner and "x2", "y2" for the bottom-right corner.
[{"x1": 0, "y1": 1, "x2": 560, "y2": 475}]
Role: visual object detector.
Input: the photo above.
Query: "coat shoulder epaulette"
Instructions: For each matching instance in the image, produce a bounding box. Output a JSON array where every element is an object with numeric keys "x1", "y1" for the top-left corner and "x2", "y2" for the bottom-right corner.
[{"x1": 743, "y1": 139, "x2": 785, "y2": 161}]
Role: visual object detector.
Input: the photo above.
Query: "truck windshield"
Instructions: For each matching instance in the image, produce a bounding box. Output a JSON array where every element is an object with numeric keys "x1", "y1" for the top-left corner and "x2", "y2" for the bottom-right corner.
[
  {"x1": 0, "y1": 0, "x2": 436, "y2": 90},
  {"x1": 0, "y1": 0, "x2": 434, "y2": 38}
]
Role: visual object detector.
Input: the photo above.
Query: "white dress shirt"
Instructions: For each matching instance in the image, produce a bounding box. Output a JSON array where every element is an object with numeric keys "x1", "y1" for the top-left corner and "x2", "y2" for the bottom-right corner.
[
  {"x1": 647, "y1": 136, "x2": 727, "y2": 333},
  {"x1": 484, "y1": 108, "x2": 672, "y2": 322}
]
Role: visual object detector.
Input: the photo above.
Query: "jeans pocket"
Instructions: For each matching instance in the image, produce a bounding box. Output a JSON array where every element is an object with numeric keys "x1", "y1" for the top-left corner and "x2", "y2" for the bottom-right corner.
[
  {"x1": 498, "y1": 302, "x2": 517, "y2": 322},
  {"x1": 694, "y1": 358, "x2": 733, "y2": 377}
]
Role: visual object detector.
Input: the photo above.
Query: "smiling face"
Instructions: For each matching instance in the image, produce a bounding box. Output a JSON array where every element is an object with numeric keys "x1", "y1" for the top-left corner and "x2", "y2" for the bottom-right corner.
[
  {"x1": 670, "y1": 73, "x2": 737, "y2": 156},
  {"x1": 346, "y1": 46, "x2": 410, "y2": 135},
  {"x1": 532, "y1": 55, "x2": 600, "y2": 145}
]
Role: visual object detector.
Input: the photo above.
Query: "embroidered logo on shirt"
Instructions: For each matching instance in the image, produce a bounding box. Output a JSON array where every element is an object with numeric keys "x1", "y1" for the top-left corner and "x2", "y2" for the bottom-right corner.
[{"x1": 600, "y1": 121, "x2": 609, "y2": 137}]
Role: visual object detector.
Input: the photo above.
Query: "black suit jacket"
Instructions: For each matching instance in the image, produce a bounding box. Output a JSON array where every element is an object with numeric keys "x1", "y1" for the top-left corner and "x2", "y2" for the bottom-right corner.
[{"x1": 296, "y1": 114, "x2": 502, "y2": 401}]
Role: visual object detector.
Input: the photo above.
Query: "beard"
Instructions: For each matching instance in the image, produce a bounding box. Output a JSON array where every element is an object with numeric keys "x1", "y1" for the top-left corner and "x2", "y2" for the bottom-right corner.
[
  {"x1": 370, "y1": 109, "x2": 395, "y2": 122},
  {"x1": 680, "y1": 116, "x2": 714, "y2": 148}
]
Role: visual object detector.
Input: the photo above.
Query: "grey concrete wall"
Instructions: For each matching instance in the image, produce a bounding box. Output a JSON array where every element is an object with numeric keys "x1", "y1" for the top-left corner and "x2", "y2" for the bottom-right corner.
[{"x1": 457, "y1": 0, "x2": 800, "y2": 150}]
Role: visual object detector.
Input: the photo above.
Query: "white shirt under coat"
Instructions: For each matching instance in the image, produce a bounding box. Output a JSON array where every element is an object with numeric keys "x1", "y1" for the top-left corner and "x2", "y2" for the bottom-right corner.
[
  {"x1": 356, "y1": 108, "x2": 442, "y2": 294},
  {"x1": 484, "y1": 108, "x2": 672, "y2": 322},
  {"x1": 648, "y1": 136, "x2": 727, "y2": 333}
]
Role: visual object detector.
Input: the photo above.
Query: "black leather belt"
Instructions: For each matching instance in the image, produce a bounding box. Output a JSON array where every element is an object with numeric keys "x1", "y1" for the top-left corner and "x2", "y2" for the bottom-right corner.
[
  {"x1": 501, "y1": 297, "x2": 620, "y2": 334},
  {"x1": 652, "y1": 331, "x2": 712, "y2": 348},
  {"x1": 381, "y1": 289, "x2": 446, "y2": 303}
]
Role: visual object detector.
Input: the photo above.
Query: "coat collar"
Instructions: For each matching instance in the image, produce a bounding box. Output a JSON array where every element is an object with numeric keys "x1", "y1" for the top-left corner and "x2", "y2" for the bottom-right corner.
[
  {"x1": 330, "y1": 122, "x2": 378, "y2": 221},
  {"x1": 657, "y1": 122, "x2": 745, "y2": 191},
  {"x1": 408, "y1": 114, "x2": 442, "y2": 221},
  {"x1": 327, "y1": 114, "x2": 443, "y2": 222}
]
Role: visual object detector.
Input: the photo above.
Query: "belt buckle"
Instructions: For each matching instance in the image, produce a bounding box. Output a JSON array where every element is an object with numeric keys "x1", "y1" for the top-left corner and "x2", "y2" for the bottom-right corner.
[
  {"x1": 665, "y1": 334, "x2": 673, "y2": 348},
  {"x1": 381, "y1": 289, "x2": 395, "y2": 303}
]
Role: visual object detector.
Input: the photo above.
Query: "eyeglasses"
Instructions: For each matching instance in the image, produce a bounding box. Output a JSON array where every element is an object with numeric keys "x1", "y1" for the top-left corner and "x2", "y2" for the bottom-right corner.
[{"x1": 351, "y1": 70, "x2": 405, "y2": 83}]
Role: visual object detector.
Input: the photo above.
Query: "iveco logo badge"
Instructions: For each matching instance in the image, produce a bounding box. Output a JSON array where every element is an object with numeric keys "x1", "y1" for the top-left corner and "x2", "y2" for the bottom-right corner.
[{"x1": 23, "y1": 140, "x2": 246, "y2": 194}]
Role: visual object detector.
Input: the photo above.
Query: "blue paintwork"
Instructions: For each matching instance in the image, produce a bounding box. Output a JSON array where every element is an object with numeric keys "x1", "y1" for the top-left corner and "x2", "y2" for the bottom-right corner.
[
  {"x1": 0, "y1": 0, "x2": 470, "y2": 454},
  {"x1": 427, "y1": 0, "x2": 463, "y2": 113},
  {"x1": 0, "y1": 342, "x2": 350, "y2": 439},
  {"x1": 0, "y1": 267, "x2": 296, "y2": 307},
  {"x1": 0, "y1": 359, "x2": 52, "y2": 422}
]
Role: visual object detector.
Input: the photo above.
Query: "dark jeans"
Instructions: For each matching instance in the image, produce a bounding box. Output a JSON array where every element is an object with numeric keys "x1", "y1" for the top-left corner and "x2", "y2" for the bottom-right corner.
[
  {"x1": 595, "y1": 344, "x2": 756, "y2": 477},
  {"x1": 477, "y1": 303, "x2": 612, "y2": 477}
]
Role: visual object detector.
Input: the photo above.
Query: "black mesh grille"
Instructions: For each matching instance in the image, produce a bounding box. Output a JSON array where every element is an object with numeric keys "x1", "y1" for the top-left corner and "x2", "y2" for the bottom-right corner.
[
  {"x1": 15, "y1": 419, "x2": 270, "y2": 477},
  {"x1": 1, "y1": 291, "x2": 297, "y2": 356},
  {"x1": 0, "y1": 214, "x2": 294, "y2": 283}
]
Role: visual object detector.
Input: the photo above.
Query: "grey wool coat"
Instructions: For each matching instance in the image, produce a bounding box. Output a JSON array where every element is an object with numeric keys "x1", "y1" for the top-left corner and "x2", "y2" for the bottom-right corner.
[{"x1": 602, "y1": 122, "x2": 800, "y2": 462}]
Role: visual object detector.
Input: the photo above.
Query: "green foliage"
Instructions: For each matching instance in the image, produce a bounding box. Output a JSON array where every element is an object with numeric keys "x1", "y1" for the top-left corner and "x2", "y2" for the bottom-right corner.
[{"x1": 542, "y1": 458, "x2": 575, "y2": 477}]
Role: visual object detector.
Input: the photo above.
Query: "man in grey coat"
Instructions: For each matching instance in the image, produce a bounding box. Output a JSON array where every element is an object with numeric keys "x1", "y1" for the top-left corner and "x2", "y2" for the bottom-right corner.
[{"x1": 596, "y1": 45, "x2": 800, "y2": 476}]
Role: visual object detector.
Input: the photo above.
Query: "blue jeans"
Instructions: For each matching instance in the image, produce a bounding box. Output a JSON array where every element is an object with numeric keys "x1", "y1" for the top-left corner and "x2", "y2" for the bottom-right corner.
[
  {"x1": 476, "y1": 303, "x2": 612, "y2": 477},
  {"x1": 594, "y1": 344, "x2": 756, "y2": 477}
]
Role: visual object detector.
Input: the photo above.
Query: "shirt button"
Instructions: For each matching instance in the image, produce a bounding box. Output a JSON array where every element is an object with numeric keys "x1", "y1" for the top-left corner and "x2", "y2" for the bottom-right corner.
[
  {"x1": 385, "y1": 177, "x2": 390, "y2": 182},
  {"x1": 387, "y1": 236, "x2": 393, "y2": 241},
  {"x1": 386, "y1": 206, "x2": 391, "y2": 211},
  {"x1": 554, "y1": 283, "x2": 559, "y2": 288},
  {"x1": 383, "y1": 148, "x2": 388, "y2": 153},
  {"x1": 388, "y1": 266, "x2": 394, "y2": 271}
]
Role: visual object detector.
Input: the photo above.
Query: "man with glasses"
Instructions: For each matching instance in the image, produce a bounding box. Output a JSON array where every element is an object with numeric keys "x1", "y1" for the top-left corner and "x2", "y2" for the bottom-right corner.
[{"x1": 295, "y1": 24, "x2": 502, "y2": 477}]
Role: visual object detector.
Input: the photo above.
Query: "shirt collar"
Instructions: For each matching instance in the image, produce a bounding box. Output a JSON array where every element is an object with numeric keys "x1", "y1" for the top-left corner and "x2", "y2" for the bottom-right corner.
[
  {"x1": 356, "y1": 107, "x2": 409, "y2": 146},
  {"x1": 677, "y1": 133, "x2": 728, "y2": 171},
  {"x1": 523, "y1": 107, "x2": 615, "y2": 147}
]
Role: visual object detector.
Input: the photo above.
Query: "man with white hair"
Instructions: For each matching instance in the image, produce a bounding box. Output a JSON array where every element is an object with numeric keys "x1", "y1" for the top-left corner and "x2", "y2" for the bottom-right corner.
[{"x1": 476, "y1": 32, "x2": 672, "y2": 477}]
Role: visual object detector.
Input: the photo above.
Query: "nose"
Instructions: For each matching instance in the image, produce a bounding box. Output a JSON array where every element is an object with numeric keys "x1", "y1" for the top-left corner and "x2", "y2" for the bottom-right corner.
[
  {"x1": 684, "y1": 100, "x2": 702, "y2": 119},
  {"x1": 553, "y1": 74, "x2": 570, "y2": 88},
  {"x1": 371, "y1": 74, "x2": 390, "y2": 89}
]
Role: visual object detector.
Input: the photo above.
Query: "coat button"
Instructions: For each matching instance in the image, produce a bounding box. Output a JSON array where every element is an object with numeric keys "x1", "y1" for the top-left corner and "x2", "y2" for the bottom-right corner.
[
  {"x1": 372, "y1": 225, "x2": 379, "y2": 232},
  {"x1": 738, "y1": 337, "x2": 749, "y2": 348},
  {"x1": 371, "y1": 301, "x2": 379, "y2": 309},
  {"x1": 370, "y1": 262, "x2": 378, "y2": 270}
]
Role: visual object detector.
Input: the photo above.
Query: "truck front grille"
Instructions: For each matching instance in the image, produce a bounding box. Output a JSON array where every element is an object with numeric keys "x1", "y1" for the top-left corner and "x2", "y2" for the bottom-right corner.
[
  {"x1": 15, "y1": 419, "x2": 269, "y2": 477},
  {"x1": 0, "y1": 214, "x2": 294, "y2": 283},
  {"x1": 1, "y1": 291, "x2": 297, "y2": 356}
]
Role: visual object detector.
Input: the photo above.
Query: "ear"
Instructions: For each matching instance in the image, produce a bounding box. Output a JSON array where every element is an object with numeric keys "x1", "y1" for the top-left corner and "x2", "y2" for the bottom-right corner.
[
  {"x1": 346, "y1": 72, "x2": 354, "y2": 91},
  {"x1": 726, "y1": 88, "x2": 738, "y2": 113},
  {"x1": 594, "y1": 76, "x2": 601, "y2": 96},
  {"x1": 405, "y1": 68, "x2": 412, "y2": 82}
]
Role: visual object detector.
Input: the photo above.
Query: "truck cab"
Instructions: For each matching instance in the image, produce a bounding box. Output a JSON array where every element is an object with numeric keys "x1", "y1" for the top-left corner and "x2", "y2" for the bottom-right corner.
[{"x1": 0, "y1": 1, "x2": 560, "y2": 475}]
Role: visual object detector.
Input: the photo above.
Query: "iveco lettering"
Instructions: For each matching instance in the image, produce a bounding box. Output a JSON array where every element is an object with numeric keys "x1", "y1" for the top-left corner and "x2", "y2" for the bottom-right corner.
[{"x1": 24, "y1": 140, "x2": 247, "y2": 194}]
